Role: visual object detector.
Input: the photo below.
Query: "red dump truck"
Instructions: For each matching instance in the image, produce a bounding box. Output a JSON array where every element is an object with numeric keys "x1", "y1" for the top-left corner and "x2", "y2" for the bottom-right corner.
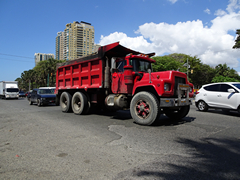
[{"x1": 55, "y1": 42, "x2": 194, "y2": 125}]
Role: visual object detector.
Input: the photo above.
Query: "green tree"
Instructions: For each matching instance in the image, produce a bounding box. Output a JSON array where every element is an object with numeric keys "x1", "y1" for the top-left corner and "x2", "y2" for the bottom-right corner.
[
  {"x1": 16, "y1": 59, "x2": 66, "y2": 90},
  {"x1": 233, "y1": 29, "x2": 240, "y2": 49},
  {"x1": 152, "y1": 56, "x2": 181, "y2": 72},
  {"x1": 211, "y1": 75, "x2": 239, "y2": 83},
  {"x1": 33, "y1": 58, "x2": 65, "y2": 87},
  {"x1": 212, "y1": 63, "x2": 240, "y2": 82},
  {"x1": 15, "y1": 77, "x2": 24, "y2": 91}
]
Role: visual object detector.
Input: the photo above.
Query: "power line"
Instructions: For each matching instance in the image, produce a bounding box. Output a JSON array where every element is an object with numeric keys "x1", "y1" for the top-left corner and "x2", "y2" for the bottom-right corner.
[
  {"x1": 0, "y1": 53, "x2": 33, "y2": 59},
  {"x1": 0, "y1": 58, "x2": 34, "y2": 63}
]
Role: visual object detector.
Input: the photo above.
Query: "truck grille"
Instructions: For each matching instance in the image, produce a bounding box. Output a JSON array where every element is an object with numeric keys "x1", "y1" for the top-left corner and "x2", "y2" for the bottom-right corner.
[{"x1": 174, "y1": 76, "x2": 186, "y2": 97}]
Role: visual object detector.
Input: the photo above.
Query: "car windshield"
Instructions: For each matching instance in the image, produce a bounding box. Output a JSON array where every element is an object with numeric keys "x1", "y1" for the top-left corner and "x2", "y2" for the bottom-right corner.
[
  {"x1": 129, "y1": 59, "x2": 152, "y2": 72},
  {"x1": 6, "y1": 88, "x2": 19, "y2": 92},
  {"x1": 38, "y1": 89, "x2": 55, "y2": 94},
  {"x1": 233, "y1": 84, "x2": 240, "y2": 90}
]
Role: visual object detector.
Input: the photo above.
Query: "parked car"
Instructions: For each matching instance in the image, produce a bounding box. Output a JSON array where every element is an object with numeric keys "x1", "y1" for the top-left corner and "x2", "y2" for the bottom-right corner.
[
  {"x1": 26, "y1": 90, "x2": 32, "y2": 100},
  {"x1": 195, "y1": 82, "x2": 240, "y2": 114},
  {"x1": 28, "y1": 87, "x2": 56, "y2": 106},
  {"x1": 19, "y1": 91, "x2": 26, "y2": 97}
]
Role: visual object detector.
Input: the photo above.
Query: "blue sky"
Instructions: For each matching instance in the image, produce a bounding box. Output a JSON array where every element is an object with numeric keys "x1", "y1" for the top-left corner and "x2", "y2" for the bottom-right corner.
[{"x1": 0, "y1": 0, "x2": 240, "y2": 81}]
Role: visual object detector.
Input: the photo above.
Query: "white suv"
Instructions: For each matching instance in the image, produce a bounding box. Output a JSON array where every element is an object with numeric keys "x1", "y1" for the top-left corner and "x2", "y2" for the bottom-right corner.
[{"x1": 195, "y1": 82, "x2": 240, "y2": 113}]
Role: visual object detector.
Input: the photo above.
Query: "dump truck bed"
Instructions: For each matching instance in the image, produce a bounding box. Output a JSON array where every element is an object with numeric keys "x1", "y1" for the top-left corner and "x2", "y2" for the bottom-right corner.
[{"x1": 56, "y1": 57, "x2": 104, "y2": 90}]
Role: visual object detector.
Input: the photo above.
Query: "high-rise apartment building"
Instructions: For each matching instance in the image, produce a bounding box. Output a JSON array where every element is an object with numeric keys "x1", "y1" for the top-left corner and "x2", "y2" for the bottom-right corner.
[
  {"x1": 34, "y1": 53, "x2": 54, "y2": 66},
  {"x1": 57, "y1": 21, "x2": 95, "y2": 60},
  {"x1": 55, "y1": 32, "x2": 64, "y2": 60}
]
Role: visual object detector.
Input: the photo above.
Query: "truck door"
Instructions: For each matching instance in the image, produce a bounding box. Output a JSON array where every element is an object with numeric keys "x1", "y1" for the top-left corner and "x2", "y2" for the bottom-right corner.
[{"x1": 111, "y1": 59, "x2": 132, "y2": 94}]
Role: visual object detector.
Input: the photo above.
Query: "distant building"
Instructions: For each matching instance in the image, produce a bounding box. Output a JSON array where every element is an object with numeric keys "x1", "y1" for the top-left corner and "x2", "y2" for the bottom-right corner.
[
  {"x1": 55, "y1": 32, "x2": 64, "y2": 60},
  {"x1": 55, "y1": 21, "x2": 100, "y2": 61},
  {"x1": 34, "y1": 53, "x2": 54, "y2": 66}
]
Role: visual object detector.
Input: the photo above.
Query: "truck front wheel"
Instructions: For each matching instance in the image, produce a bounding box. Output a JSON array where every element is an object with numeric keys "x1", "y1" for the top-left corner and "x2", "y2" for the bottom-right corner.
[
  {"x1": 60, "y1": 92, "x2": 72, "y2": 112},
  {"x1": 130, "y1": 92, "x2": 160, "y2": 125},
  {"x1": 72, "y1": 92, "x2": 90, "y2": 115},
  {"x1": 163, "y1": 105, "x2": 190, "y2": 120}
]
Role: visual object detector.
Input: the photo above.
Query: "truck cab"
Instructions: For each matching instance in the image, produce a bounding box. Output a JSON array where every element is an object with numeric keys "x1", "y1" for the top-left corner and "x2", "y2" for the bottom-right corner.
[{"x1": 0, "y1": 81, "x2": 19, "y2": 99}]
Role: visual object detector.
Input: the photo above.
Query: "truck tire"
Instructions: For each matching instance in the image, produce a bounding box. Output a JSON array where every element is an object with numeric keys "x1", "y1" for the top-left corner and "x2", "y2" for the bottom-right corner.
[
  {"x1": 60, "y1": 92, "x2": 72, "y2": 112},
  {"x1": 130, "y1": 91, "x2": 160, "y2": 125},
  {"x1": 72, "y1": 92, "x2": 89, "y2": 115},
  {"x1": 163, "y1": 105, "x2": 190, "y2": 120}
]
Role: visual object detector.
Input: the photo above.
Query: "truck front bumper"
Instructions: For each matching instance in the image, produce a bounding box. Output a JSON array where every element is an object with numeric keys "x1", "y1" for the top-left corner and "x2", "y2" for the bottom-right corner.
[
  {"x1": 160, "y1": 98, "x2": 192, "y2": 107},
  {"x1": 160, "y1": 83, "x2": 192, "y2": 107}
]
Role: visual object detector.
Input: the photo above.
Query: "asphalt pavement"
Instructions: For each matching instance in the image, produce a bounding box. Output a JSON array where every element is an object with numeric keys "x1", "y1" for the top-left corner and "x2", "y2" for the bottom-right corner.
[{"x1": 0, "y1": 98, "x2": 240, "y2": 180}]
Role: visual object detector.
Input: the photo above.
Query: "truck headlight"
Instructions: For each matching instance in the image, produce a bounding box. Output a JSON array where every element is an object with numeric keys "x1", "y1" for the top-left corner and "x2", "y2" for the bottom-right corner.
[{"x1": 164, "y1": 83, "x2": 170, "y2": 91}]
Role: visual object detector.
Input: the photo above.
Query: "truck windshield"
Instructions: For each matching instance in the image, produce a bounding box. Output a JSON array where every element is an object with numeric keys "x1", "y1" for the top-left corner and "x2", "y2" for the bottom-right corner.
[
  {"x1": 38, "y1": 89, "x2": 55, "y2": 94},
  {"x1": 6, "y1": 88, "x2": 19, "y2": 92},
  {"x1": 130, "y1": 59, "x2": 152, "y2": 72}
]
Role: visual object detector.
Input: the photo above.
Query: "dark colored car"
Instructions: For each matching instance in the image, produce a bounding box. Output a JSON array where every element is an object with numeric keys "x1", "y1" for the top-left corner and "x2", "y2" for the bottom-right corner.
[
  {"x1": 28, "y1": 87, "x2": 56, "y2": 106},
  {"x1": 19, "y1": 91, "x2": 26, "y2": 97},
  {"x1": 26, "y1": 91, "x2": 32, "y2": 100}
]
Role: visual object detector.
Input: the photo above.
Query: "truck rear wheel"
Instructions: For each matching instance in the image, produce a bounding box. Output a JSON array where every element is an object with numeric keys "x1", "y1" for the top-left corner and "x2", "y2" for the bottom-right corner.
[
  {"x1": 163, "y1": 105, "x2": 190, "y2": 120},
  {"x1": 72, "y1": 92, "x2": 90, "y2": 115},
  {"x1": 60, "y1": 92, "x2": 72, "y2": 112},
  {"x1": 130, "y1": 91, "x2": 160, "y2": 125}
]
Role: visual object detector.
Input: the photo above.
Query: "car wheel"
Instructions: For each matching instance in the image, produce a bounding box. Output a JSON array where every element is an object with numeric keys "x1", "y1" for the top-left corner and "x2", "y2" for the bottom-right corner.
[
  {"x1": 55, "y1": 96, "x2": 60, "y2": 106},
  {"x1": 29, "y1": 99, "x2": 33, "y2": 105},
  {"x1": 197, "y1": 100, "x2": 208, "y2": 112},
  {"x1": 60, "y1": 92, "x2": 72, "y2": 112},
  {"x1": 163, "y1": 105, "x2": 190, "y2": 120},
  {"x1": 130, "y1": 91, "x2": 160, "y2": 126},
  {"x1": 37, "y1": 99, "x2": 41, "y2": 107}
]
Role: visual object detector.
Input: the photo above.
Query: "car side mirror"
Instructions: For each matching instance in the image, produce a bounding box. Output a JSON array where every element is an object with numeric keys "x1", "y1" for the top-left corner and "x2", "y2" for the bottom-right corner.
[{"x1": 228, "y1": 88, "x2": 235, "y2": 93}]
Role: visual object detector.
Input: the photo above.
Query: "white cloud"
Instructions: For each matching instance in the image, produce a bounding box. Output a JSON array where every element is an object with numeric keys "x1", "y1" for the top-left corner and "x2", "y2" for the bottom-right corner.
[
  {"x1": 214, "y1": 9, "x2": 227, "y2": 16},
  {"x1": 226, "y1": 0, "x2": 240, "y2": 13},
  {"x1": 204, "y1": 8, "x2": 211, "y2": 14},
  {"x1": 168, "y1": 0, "x2": 178, "y2": 4},
  {"x1": 99, "y1": 1, "x2": 240, "y2": 69}
]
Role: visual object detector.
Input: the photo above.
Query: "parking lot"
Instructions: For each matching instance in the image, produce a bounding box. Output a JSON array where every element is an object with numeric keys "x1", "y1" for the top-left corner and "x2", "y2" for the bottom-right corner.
[{"x1": 0, "y1": 98, "x2": 240, "y2": 179}]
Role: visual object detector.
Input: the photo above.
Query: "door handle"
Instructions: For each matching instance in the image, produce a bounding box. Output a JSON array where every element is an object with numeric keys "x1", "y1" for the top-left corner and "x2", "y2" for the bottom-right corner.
[{"x1": 217, "y1": 94, "x2": 221, "y2": 97}]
